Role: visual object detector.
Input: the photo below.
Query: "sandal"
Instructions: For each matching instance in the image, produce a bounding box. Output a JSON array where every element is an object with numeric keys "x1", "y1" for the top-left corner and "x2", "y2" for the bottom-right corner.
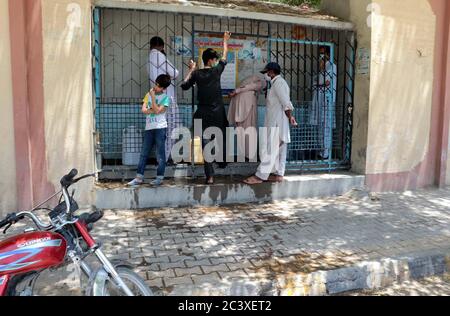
[{"x1": 243, "y1": 175, "x2": 264, "y2": 185}]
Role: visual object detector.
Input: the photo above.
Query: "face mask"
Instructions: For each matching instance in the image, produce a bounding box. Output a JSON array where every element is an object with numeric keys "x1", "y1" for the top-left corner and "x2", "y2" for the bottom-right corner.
[
  {"x1": 208, "y1": 59, "x2": 219, "y2": 68},
  {"x1": 264, "y1": 74, "x2": 272, "y2": 82}
]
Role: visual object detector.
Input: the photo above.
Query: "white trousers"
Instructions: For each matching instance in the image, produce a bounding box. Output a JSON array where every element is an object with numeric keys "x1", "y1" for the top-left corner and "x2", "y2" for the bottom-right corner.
[
  {"x1": 166, "y1": 103, "x2": 181, "y2": 161},
  {"x1": 256, "y1": 141, "x2": 288, "y2": 181}
]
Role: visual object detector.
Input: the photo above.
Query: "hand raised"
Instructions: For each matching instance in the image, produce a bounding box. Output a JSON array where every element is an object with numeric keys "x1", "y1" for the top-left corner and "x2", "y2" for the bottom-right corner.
[
  {"x1": 224, "y1": 31, "x2": 232, "y2": 42},
  {"x1": 188, "y1": 60, "x2": 197, "y2": 71}
]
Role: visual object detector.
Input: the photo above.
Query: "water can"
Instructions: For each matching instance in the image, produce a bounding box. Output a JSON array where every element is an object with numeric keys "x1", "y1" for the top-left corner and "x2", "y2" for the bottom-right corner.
[{"x1": 122, "y1": 126, "x2": 142, "y2": 166}]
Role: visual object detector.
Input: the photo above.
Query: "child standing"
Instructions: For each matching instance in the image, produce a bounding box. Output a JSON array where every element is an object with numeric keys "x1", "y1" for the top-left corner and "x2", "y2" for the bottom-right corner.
[{"x1": 128, "y1": 74, "x2": 172, "y2": 186}]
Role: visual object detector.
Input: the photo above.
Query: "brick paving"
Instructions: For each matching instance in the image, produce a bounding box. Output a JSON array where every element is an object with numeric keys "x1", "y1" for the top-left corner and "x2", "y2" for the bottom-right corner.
[{"x1": 6, "y1": 187, "x2": 450, "y2": 295}]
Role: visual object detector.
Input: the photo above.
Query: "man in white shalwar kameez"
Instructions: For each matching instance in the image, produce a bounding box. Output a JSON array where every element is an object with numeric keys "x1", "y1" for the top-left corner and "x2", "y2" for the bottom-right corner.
[
  {"x1": 310, "y1": 46, "x2": 337, "y2": 159},
  {"x1": 244, "y1": 63, "x2": 298, "y2": 184},
  {"x1": 148, "y1": 36, "x2": 180, "y2": 163}
]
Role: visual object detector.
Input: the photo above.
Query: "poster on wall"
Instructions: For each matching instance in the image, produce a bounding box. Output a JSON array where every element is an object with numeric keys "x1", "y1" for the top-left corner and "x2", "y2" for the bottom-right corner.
[
  {"x1": 237, "y1": 41, "x2": 262, "y2": 61},
  {"x1": 219, "y1": 51, "x2": 237, "y2": 94},
  {"x1": 356, "y1": 48, "x2": 370, "y2": 75},
  {"x1": 172, "y1": 35, "x2": 267, "y2": 95},
  {"x1": 173, "y1": 36, "x2": 192, "y2": 56},
  {"x1": 172, "y1": 35, "x2": 263, "y2": 61}
]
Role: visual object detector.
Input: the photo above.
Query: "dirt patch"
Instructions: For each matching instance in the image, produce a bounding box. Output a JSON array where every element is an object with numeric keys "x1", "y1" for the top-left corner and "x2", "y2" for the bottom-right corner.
[
  {"x1": 259, "y1": 215, "x2": 290, "y2": 224},
  {"x1": 137, "y1": 258, "x2": 151, "y2": 267},
  {"x1": 254, "y1": 225, "x2": 264, "y2": 232},
  {"x1": 192, "y1": 205, "x2": 236, "y2": 216},
  {"x1": 134, "y1": 212, "x2": 171, "y2": 229},
  {"x1": 251, "y1": 250, "x2": 362, "y2": 275},
  {"x1": 95, "y1": 181, "x2": 129, "y2": 189}
]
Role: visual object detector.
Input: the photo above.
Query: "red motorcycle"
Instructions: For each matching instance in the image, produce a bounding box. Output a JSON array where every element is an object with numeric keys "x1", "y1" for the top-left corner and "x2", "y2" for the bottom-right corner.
[{"x1": 0, "y1": 169, "x2": 152, "y2": 296}]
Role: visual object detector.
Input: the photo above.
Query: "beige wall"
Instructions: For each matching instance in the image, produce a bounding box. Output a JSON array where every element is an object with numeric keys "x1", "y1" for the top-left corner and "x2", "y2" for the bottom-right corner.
[
  {"x1": 0, "y1": 0, "x2": 17, "y2": 215},
  {"x1": 42, "y1": 0, "x2": 95, "y2": 206},
  {"x1": 323, "y1": 0, "x2": 438, "y2": 179},
  {"x1": 366, "y1": 0, "x2": 436, "y2": 174},
  {"x1": 444, "y1": 4, "x2": 450, "y2": 185},
  {"x1": 322, "y1": 0, "x2": 371, "y2": 174}
]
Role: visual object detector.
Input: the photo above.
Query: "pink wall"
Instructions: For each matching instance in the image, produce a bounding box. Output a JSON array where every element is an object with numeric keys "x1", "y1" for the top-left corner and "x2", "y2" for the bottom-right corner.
[
  {"x1": 437, "y1": 0, "x2": 450, "y2": 185},
  {"x1": 9, "y1": 0, "x2": 54, "y2": 209}
]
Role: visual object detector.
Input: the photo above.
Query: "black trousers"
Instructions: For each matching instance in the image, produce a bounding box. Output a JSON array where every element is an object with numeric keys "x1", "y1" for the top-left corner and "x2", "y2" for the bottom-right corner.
[
  {"x1": 201, "y1": 127, "x2": 228, "y2": 179},
  {"x1": 202, "y1": 137, "x2": 215, "y2": 179},
  {"x1": 195, "y1": 106, "x2": 229, "y2": 179}
]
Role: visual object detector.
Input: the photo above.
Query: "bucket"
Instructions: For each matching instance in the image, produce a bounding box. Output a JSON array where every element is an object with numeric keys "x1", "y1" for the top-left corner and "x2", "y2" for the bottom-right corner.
[{"x1": 122, "y1": 126, "x2": 142, "y2": 166}]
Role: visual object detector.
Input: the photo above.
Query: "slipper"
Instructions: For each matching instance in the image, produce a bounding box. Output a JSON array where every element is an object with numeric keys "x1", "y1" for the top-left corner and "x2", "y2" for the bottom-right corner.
[{"x1": 243, "y1": 176, "x2": 264, "y2": 185}]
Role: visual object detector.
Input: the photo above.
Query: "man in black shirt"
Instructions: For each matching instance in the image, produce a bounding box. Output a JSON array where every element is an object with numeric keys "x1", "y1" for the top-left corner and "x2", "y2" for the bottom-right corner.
[{"x1": 181, "y1": 32, "x2": 231, "y2": 184}]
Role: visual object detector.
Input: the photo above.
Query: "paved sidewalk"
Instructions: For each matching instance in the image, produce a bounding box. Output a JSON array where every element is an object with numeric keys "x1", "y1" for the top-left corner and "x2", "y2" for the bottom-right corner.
[{"x1": 12, "y1": 187, "x2": 450, "y2": 295}]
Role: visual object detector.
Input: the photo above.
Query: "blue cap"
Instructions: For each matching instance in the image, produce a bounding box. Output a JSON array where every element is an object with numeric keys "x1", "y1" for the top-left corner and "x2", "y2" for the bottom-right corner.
[{"x1": 261, "y1": 62, "x2": 281, "y2": 74}]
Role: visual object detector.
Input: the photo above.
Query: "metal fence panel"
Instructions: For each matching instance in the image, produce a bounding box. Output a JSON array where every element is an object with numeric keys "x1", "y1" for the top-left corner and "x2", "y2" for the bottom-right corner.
[{"x1": 93, "y1": 7, "x2": 355, "y2": 176}]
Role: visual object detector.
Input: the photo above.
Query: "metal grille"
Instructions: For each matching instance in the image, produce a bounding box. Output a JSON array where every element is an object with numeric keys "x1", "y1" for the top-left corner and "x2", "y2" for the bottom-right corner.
[{"x1": 93, "y1": 7, "x2": 355, "y2": 175}]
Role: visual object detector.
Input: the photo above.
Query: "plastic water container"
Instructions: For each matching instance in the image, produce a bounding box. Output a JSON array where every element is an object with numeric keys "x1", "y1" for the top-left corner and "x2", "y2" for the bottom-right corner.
[
  {"x1": 122, "y1": 126, "x2": 142, "y2": 166},
  {"x1": 189, "y1": 136, "x2": 204, "y2": 165}
]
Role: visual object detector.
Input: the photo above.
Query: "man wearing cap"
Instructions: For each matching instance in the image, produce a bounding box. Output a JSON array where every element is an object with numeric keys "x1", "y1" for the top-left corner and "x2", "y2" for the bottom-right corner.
[{"x1": 244, "y1": 62, "x2": 298, "y2": 184}]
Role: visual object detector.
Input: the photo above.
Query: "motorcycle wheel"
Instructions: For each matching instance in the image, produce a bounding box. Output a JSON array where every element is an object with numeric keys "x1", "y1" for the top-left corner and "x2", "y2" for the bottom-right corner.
[{"x1": 98, "y1": 267, "x2": 153, "y2": 296}]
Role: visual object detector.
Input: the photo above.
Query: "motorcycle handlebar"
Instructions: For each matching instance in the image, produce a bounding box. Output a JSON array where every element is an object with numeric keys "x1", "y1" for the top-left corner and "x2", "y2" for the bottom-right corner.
[
  {"x1": 16, "y1": 211, "x2": 52, "y2": 230},
  {"x1": 0, "y1": 218, "x2": 9, "y2": 229},
  {"x1": 0, "y1": 170, "x2": 96, "y2": 232},
  {"x1": 0, "y1": 213, "x2": 25, "y2": 230},
  {"x1": 60, "y1": 169, "x2": 95, "y2": 188},
  {"x1": 60, "y1": 169, "x2": 78, "y2": 187},
  {"x1": 73, "y1": 173, "x2": 96, "y2": 184}
]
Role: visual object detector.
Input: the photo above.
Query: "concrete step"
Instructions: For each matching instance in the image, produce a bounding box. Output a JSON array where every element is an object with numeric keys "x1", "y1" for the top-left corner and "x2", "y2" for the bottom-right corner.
[{"x1": 95, "y1": 172, "x2": 365, "y2": 209}]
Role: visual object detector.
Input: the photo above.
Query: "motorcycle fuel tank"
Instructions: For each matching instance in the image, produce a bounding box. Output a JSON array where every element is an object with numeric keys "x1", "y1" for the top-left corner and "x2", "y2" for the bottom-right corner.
[{"x1": 0, "y1": 231, "x2": 67, "y2": 276}]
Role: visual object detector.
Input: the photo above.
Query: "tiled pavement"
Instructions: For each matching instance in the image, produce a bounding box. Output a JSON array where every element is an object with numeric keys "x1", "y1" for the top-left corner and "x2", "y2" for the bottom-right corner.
[{"x1": 7, "y1": 187, "x2": 450, "y2": 295}]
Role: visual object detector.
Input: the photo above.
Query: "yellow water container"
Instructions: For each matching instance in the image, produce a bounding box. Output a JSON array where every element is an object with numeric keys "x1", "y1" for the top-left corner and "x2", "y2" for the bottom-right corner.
[{"x1": 189, "y1": 137, "x2": 204, "y2": 165}]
